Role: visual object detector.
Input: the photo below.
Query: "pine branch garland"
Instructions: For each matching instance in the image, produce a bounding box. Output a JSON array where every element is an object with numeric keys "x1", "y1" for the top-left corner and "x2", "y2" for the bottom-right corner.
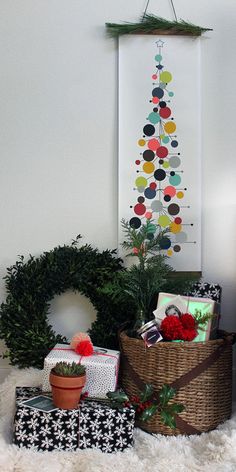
[{"x1": 106, "y1": 14, "x2": 212, "y2": 38}]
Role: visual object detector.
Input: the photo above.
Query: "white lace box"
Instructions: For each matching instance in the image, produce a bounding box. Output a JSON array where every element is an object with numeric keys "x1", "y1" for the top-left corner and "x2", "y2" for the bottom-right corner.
[{"x1": 42, "y1": 344, "x2": 120, "y2": 398}]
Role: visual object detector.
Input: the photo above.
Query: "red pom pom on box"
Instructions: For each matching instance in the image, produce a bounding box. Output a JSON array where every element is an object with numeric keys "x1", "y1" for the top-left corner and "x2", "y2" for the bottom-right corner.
[
  {"x1": 160, "y1": 315, "x2": 183, "y2": 341},
  {"x1": 75, "y1": 340, "x2": 94, "y2": 356}
]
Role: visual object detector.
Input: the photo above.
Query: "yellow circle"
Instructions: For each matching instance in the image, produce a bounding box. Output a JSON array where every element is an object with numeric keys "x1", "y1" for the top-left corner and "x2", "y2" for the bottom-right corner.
[
  {"x1": 138, "y1": 139, "x2": 146, "y2": 146},
  {"x1": 135, "y1": 176, "x2": 147, "y2": 188},
  {"x1": 164, "y1": 121, "x2": 176, "y2": 134},
  {"x1": 162, "y1": 161, "x2": 170, "y2": 169},
  {"x1": 158, "y1": 215, "x2": 171, "y2": 228},
  {"x1": 160, "y1": 71, "x2": 172, "y2": 83},
  {"x1": 177, "y1": 191, "x2": 184, "y2": 199},
  {"x1": 170, "y1": 222, "x2": 182, "y2": 234},
  {"x1": 167, "y1": 249, "x2": 173, "y2": 256},
  {"x1": 143, "y1": 162, "x2": 155, "y2": 174}
]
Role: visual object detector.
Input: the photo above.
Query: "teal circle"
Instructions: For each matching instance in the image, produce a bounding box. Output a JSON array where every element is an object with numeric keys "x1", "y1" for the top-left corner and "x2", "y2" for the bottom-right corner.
[
  {"x1": 162, "y1": 136, "x2": 170, "y2": 144},
  {"x1": 155, "y1": 54, "x2": 162, "y2": 62},
  {"x1": 168, "y1": 91, "x2": 174, "y2": 97},
  {"x1": 148, "y1": 112, "x2": 160, "y2": 124},
  {"x1": 169, "y1": 174, "x2": 181, "y2": 186}
]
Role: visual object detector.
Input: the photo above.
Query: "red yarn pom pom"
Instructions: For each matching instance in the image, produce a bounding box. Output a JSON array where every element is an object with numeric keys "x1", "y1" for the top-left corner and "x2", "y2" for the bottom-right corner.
[
  {"x1": 181, "y1": 328, "x2": 198, "y2": 341},
  {"x1": 75, "y1": 340, "x2": 94, "y2": 356},
  {"x1": 160, "y1": 315, "x2": 183, "y2": 341},
  {"x1": 180, "y1": 313, "x2": 196, "y2": 329}
]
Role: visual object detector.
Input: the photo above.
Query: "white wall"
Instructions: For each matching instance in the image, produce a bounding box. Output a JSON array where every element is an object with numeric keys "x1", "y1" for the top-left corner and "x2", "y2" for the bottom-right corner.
[{"x1": 0, "y1": 0, "x2": 236, "y2": 379}]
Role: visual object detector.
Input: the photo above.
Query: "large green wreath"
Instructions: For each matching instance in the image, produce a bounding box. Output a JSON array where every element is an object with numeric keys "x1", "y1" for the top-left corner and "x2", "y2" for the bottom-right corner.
[{"x1": 0, "y1": 237, "x2": 133, "y2": 369}]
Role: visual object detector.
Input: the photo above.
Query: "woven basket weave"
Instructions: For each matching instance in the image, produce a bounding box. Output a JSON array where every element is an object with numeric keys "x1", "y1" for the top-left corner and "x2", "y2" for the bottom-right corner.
[{"x1": 119, "y1": 330, "x2": 234, "y2": 435}]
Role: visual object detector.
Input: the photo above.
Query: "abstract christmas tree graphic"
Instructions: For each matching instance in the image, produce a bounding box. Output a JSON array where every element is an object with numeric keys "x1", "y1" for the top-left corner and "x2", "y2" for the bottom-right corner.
[{"x1": 129, "y1": 39, "x2": 192, "y2": 256}]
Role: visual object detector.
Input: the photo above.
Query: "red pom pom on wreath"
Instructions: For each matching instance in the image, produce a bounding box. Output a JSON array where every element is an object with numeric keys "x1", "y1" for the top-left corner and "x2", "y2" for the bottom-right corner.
[
  {"x1": 180, "y1": 313, "x2": 196, "y2": 329},
  {"x1": 75, "y1": 340, "x2": 94, "y2": 356},
  {"x1": 181, "y1": 327, "x2": 198, "y2": 341},
  {"x1": 160, "y1": 315, "x2": 183, "y2": 341}
]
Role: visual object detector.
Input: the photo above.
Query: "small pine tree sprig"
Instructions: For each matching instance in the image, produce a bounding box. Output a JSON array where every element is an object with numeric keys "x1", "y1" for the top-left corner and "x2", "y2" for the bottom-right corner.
[
  {"x1": 194, "y1": 310, "x2": 216, "y2": 330},
  {"x1": 52, "y1": 361, "x2": 86, "y2": 377}
]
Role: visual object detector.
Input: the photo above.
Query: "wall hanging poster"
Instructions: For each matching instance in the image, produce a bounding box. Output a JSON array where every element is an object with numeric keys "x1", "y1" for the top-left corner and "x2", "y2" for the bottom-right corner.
[{"x1": 119, "y1": 35, "x2": 201, "y2": 271}]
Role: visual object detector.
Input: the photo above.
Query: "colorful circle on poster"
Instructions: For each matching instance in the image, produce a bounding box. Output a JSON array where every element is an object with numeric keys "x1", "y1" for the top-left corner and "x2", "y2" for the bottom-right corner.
[
  {"x1": 138, "y1": 139, "x2": 146, "y2": 146},
  {"x1": 155, "y1": 54, "x2": 162, "y2": 62},
  {"x1": 159, "y1": 237, "x2": 171, "y2": 249},
  {"x1": 162, "y1": 136, "x2": 170, "y2": 144},
  {"x1": 164, "y1": 195, "x2": 171, "y2": 202},
  {"x1": 148, "y1": 112, "x2": 160, "y2": 124},
  {"x1": 169, "y1": 174, "x2": 181, "y2": 186},
  {"x1": 159, "y1": 101, "x2": 166, "y2": 108},
  {"x1": 152, "y1": 97, "x2": 159, "y2": 104},
  {"x1": 160, "y1": 71, "x2": 172, "y2": 83},
  {"x1": 170, "y1": 222, "x2": 182, "y2": 233},
  {"x1": 135, "y1": 160, "x2": 140, "y2": 165},
  {"x1": 173, "y1": 245, "x2": 181, "y2": 252},
  {"x1": 148, "y1": 138, "x2": 160, "y2": 151},
  {"x1": 143, "y1": 162, "x2": 155, "y2": 174},
  {"x1": 175, "y1": 232, "x2": 187, "y2": 243},
  {"x1": 164, "y1": 121, "x2": 176, "y2": 134},
  {"x1": 144, "y1": 187, "x2": 156, "y2": 199},
  {"x1": 163, "y1": 162, "x2": 170, "y2": 169},
  {"x1": 167, "y1": 249, "x2": 173, "y2": 256},
  {"x1": 156, "y1": 146, "x2": 168, "y2": 158},
  {"x1": 175, "y1": 217, "x2": 182, "y2": 224},
  {"x1": 152, "y1": 87, "x2": 164, "y2": 99},
  {"x1": 151, "y1": 200, "x2": 163, "y2": 212},
  {"x1": 143, "y1": 124, "x2": 155, "y2": 136},
  {"x1": 145, "y1": 211, "x2": 152, "y2": 219},
  {"x1": 164, "y1": 186, "x2": 176, "y2": 197},
  {"x1": 143, "y1": 149, "x2": 155, "y2": 161},
  {"x1": 150, "y1": 182, "x2": 157, "y2": 189},
  {"x1": 168, "y1": 91, "x2": 174, "y2": 97},
  {"x1": 152, "y1": 74, "x2": 158, "y2": 80},
  {"x1": 159, "y1": 107, "x2": 171, "y2": 119},
  {"x1": 138, "y1": 196, "x2": 145, "y2": 203},
  {"x1": 171, "y1": 140, "x2": 178, "y2": 148},
  {"x1": 134, "y1": 203, "x2": 146, "y2": 216},
  {"x1": 154, "y1": 169, "x2": 166, "y2": 181},
  {"x1": 177, "y1": 191, "x2": 184, "y2": 199},
  {"x1": 129, "y1": 217, "x2": 141, "y2": 229},
  {"x1": 158, "y1": 215, "x2": 171, "y2": 227},
  {"x1": 138, "y1": 186, "x2": 145, "y2": 193},
  {"x1": 169, "y1": 156, "x2": 181, "y2": 168},
  {"x1": 135, "y1": 176, "x2": 147, "y2": 187},
  {"x1": 168, "y1": 203, "x2": 180, "y2": 215}
]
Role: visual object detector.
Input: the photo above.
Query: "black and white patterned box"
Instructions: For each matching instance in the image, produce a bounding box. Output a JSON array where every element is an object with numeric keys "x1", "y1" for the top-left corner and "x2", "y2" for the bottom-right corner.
[{"x1": 13, "y1": 387, "x2": 135, "y2": 453}]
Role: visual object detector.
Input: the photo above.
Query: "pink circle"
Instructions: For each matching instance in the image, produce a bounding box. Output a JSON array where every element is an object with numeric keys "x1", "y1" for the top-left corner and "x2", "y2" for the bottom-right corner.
[
  {"x1": 156, "y1": 146, "x2": 169, "y2": 158},
  {"x1": 152, "y1": 74, "x2": 157, "y2": 80},
  {"x1": 148, "y1": 138, "x2": 160, "y2": 151},
  {"x1": 134, "y1": 203, "x2": 146, "y2": 216},
  {"x1": 152, "y1": 97, "x2": 159, "y2": 104},
  {"x1": 150, "y1": 182, "x2": 157, "y2": 190},
  {"x1": 159, "y1": 107, "x2": 171, "y2": 119},
  {"x1": 135, "y1": 160, "x2": 140, "y2": 165},
  {"x1": 164, "y1": 186, "x2": 176, "y2": 197},
  {"x1": 175, "y1": 217, "x2": 182, "y2": 224},
  {"x1": 145, "y1": 211, "x2": 152, "y2": 219}
]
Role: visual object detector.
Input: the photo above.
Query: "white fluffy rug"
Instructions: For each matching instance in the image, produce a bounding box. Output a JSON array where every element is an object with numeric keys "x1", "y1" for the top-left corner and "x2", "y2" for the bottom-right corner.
[{"x1": 0, "y1": 369, "x2": 236, "y2": 472}]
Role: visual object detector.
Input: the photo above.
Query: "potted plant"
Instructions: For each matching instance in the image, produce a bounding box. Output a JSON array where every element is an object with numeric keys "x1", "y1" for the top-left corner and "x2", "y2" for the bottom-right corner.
[{"x1": 49, "y1": 361, "x2": 86, "y2": 409}]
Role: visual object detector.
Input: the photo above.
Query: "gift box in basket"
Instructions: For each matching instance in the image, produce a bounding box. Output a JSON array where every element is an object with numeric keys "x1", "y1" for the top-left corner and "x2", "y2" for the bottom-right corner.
[
  {"x1": 13, "y1": 387, "x2": 135, "y2": 453},
  {"x1": 42, "y1": 341, "x2": 120, "y2": 398}
]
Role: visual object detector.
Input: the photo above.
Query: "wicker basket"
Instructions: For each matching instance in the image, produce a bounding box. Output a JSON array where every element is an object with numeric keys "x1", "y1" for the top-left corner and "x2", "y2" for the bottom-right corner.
[{"x1": 119, "y1": 330, "x2": 234, "y2": 435}]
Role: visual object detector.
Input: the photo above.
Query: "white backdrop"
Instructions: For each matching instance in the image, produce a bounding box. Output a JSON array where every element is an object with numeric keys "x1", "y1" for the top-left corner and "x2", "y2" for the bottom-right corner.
[{"x1": 0, "y1": 0, "x2": 236, "y2": 382}]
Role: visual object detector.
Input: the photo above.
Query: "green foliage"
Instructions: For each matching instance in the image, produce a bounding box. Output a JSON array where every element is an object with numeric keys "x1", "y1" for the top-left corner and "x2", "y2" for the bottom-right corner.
[
  {"x1": 52, "y1": 361, "x2": 86, "y2": 377},
  {"x1": 194, "y1": 309, "x2": 215, "y2": 329},
  {"x1": 107, "y1": 383, "x2": 184, "y2": 430},
  {"x1": 0, "y1": 240, "x2": 124, "y2": 368},
  {"x1": 106, "y1": 13, "x2": 212, "y2": 37}
]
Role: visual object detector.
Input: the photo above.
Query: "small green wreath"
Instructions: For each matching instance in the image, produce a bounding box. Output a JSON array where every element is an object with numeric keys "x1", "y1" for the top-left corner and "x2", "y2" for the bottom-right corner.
[{"x1": 0, "y1": 237, "x2": 126, "y2": 369}]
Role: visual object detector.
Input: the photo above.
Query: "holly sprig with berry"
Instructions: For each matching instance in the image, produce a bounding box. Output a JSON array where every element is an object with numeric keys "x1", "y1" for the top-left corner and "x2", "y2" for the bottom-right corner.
[{"x1": 107, "y1": 383, "x2": 184, "y2": 429}]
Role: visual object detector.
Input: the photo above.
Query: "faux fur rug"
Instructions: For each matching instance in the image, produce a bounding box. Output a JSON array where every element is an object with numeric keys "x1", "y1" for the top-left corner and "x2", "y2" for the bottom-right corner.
[{"x1": 0, "y1": 369, "x2": 236, "y2": 472}]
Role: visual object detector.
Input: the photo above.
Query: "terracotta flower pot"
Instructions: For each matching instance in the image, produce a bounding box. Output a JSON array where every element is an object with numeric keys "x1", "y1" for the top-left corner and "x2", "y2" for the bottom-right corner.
[{"x1": 49, "y1": 371, "x2": 86, "y2": 409}]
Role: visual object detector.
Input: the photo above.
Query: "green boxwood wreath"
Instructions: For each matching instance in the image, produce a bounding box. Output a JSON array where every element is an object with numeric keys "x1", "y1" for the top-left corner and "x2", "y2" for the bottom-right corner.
[{"x1": 0, "y1": 237, "x2": 136, "y2": 369}]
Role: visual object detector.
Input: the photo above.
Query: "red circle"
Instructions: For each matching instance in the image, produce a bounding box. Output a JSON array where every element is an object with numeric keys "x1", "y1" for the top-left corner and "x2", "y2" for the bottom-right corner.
[
  {"x1": 135, "y1": 160, "x2": 140, "y2": 165},
  {"x1": 150, "y1": 182, "x2": 157, "y2": 190},
  {"x1": 152, "y1": 97, "x2": 159, "y2": 104},
  {"x1": 156, "y1": 146, "x2": 168, "y2": 158},
  {"x1": 159, "y1": 107, "x2": 171, "y2": 119},
  {"x1": 148, "y1": 138, "x2": 160, "y2": 151},
  {"x1": 134, "y1": 203, "x2": 146, "y2": 216},
  {"x1": 164, "y1": 185, "x2": 176, "y2": 197},
  {"x1": 174, "y1": 217, "x2": 182, "y2": 224},
  {"x1": 152, "y1": 74, "x2": 157, "y2": 80}
]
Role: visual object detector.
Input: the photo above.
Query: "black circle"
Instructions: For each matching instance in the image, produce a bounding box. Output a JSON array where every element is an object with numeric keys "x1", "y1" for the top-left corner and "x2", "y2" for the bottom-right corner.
[
  {"x1": 174, "y1": 245, "x2": 181, "y2": 253},
  {"x1": 170, "y1": 171, "x2": 175, "y2": 176},
  {"x1": 138, "y1": 196, "x2": 145, "y2": 203},
  {"x1": 171, "y1": 140, "x2": 178, "y2": 148},
  {"x1": 159, "y1": 159, "x2": 164, "y2": 165},
  {"x1": 168, "y1": 203, "x2": 180, "y2": 216},
  {"x1": 143, "y1": 124, "x2": 155, "y2": 137},
  {"x1": 154, "y1": 169, "x2": 166, "y2": 181},
  {"x1": 159, "y1": 101, "x2": 166, "y2": 108},
  {"x1": 130, "y1": 217, "x2": 142, "y2": 229},
  {"x1": 152, "y1": 87, "x2": 164, "y2": 99},
  {"x1": 143, "y1": 150, "x2": 155, "y2": 162},
  {"x1": 164, "y1": 195, "x2": 171, "y2": 202},
  {"x1": 153, "y1": 107, "x2": 158, "y2": 112},
  {"x1": 157, "y1": 64, "x2": 164, "y2": 70}
]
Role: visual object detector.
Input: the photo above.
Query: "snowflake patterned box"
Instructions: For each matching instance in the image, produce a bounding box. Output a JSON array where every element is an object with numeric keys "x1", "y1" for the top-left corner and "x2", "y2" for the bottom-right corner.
[
  {"x1": 42, "y1": 344, "x2": 120, "y2": 398},
  {"x1": 13, "y1": 387, "x2": 135, "y2": 453}
]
